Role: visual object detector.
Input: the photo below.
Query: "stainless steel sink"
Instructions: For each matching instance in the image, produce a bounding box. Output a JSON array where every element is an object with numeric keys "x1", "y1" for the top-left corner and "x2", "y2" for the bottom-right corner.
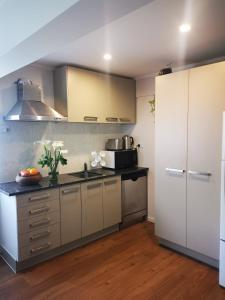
[{"x1": 70, "y1": 171, "x2": 102, "y2": 179}]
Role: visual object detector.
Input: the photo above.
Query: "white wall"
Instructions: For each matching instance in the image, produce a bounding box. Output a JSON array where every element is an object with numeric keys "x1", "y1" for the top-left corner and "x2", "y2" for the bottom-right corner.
[
  {"x1": 0, "y1": 64, "x2": 124, "y2": 182},
  {"x1": 124, "y1": 75, "x2": 155, "y2": 222}
]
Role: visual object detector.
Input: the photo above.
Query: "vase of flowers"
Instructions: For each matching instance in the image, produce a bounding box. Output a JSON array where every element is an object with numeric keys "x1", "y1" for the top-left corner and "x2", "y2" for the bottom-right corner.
[{"x1": 36, "y1": 140, "x2": 68, "y2": 183}]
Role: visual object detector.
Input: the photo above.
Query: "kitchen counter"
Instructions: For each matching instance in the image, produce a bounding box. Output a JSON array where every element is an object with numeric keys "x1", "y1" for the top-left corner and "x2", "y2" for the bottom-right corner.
[{"x1": 0, "y1": 167, "x2": 148, "y2": 196}]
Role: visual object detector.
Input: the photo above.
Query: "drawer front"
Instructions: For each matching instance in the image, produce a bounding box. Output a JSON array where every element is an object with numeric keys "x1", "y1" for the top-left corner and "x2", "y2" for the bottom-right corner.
[
  {"x1": 18, "y1": 211, "x2": 60, "y2": 234},
  {"x1": 17, "y1": 188, "x2": 59, "y2": 208},
  {"x1": 18, "y1": 199, "x2": 60, "y2": 221},
  {"x1": 19, "y1": 223, "x2": 60, "y2": 248},
  {"x1": 19, "y1": 235, "x2": 60, "y2": 261}
]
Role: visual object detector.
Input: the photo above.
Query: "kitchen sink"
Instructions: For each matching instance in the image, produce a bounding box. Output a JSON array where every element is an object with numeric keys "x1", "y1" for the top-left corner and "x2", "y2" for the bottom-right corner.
[{"x1": 70, "y1": 171, "x2": 102, "y2": 179}]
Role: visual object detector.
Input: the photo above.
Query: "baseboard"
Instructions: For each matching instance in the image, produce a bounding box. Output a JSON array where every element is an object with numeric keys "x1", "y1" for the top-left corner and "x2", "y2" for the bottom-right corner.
[
  {"x1": 1, "y1": 225, "x2": 119, "y2": 273},
  {"x1": 148, "y1": 216, "x2": 155, "y2": 223},
  {"x1": 159, "y1": 238, "x2": 219, "y2": 269}
]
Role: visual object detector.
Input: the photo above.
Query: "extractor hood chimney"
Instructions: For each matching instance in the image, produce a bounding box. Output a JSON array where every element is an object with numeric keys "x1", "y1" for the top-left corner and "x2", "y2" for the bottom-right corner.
[{"x1": 5, "y1": 79, "x2": 67, "y2": 122}]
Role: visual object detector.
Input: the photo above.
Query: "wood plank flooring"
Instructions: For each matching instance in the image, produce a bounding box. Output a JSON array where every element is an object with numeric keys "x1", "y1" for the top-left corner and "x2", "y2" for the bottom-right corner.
[{"x1": 0, "y1": 222, "x2": 225, "y2": 300}]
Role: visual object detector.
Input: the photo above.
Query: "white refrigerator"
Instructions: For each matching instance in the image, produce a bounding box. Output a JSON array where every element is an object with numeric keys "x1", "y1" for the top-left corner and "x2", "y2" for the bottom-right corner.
[{"x1": 220, "y1": 112, "x2": 225, "y2": 287}]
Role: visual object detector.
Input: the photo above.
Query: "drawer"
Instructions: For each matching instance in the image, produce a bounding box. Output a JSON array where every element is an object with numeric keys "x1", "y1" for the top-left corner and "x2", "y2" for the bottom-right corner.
[
  {"x1": 19, "y1": 223, "x2": 60, "y2": 248},
  {"x1": 18, "y1": 199, "x2": 60, "y2": 221},
  {"x1": 18, "y1": 211, "x2": 60, "y2": 234},
  {"x1": 17, "y1": 188, "x2": 59, "y2": 208},
  {"x1": 19, "y1": 235, "x2": 60, "y2": 261}
]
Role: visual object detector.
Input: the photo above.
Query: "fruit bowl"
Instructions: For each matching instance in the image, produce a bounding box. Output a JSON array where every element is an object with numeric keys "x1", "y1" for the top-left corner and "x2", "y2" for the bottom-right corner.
[
  {"x1": 16, "y1": 173, "x2": 42, "y2": 186},
  {"x1": 16, "y1": 168, "x2": 42, "y2": 186}
]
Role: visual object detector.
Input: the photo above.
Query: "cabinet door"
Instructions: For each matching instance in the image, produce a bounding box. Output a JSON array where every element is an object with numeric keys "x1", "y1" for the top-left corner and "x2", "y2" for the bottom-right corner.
[
  {"x1": 60, "y1": 184, "x2": 81, "y2": 245},
  {"x1": 106, "y1": 76, "x2": 136, "y2": 124},
  {"x1": 155, "y1": 70, "x2": 189, "y2": 247},
  {"x1": 103, "y1": 176, "x2": 121, "y2": 228},
  {"x1": 54, "y1": 66, "x2": 136, "y2": 124},
  {"x1": 67, "y1": 67, "x2": 106, "y2": 123},
  {"x1": 81, "y1": 180, "x2": 103, "y2": 237},
  {"x1": 187, "y1": 62, "x2": 225, "y2": 259}
]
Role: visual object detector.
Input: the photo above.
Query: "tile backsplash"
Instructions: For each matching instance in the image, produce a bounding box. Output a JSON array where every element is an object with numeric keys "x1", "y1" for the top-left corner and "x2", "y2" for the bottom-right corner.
[{"x1": 0, "y1": 121, "x2": 125, "y2": 182}]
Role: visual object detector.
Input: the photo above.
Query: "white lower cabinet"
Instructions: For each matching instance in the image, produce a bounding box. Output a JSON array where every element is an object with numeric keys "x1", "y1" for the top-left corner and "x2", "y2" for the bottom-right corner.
[
  {"x1": 81, "y1": 177, "x2": 122, "y2": 237},
  {"x1": 155, "y1": 61, "x2": 225, "y2": 262},
  {"x1": 103, "y1": 176, "x2": 121, "y2": 229},
  {"x1": 81, "y1": 180, "x2": 104, "y2": 237},
  {"x1": 0, "y1": 176, "x2": 122, "y2": 267},
  {"x1": 60, "y1": 184, "x2": 82, "y2": 245}
]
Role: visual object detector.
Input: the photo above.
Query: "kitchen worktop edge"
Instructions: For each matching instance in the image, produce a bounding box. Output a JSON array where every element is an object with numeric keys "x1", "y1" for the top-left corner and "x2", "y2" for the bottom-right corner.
[{"x1": 0, "y1": 167, "x2": 148, "y2": 196}]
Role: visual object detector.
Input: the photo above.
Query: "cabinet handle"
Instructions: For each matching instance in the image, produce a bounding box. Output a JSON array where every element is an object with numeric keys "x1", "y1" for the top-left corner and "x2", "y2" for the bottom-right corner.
[
  {"x1": 87, "y1": 183, "x2": 102, "y2": 190},
  {"x1": 29, "y1": 206, "x2": 49, "y2": 215},
  {"x1": 188, "y1": 170, "x2": 212, "y2": 177},
  {"x1": 30, "y1": 231, "x2": 50, "y2": 241},
  {"x1": 104, "y1": 179, "x2": 117, "y2": 185},
  {"x1": 84, "y1": 116, "x2": 98, "y2": 122},
  {"x1": 29, "y1": 193, "x2": 50, "y2": 202},
  {"x1": 106, "y1": 117, "x2": 118, "y2": 122},
  {"x1": 62, "y1": 187, "x2": 80, "y2": 194},
  {"x1": 29, "y1": 218, "x2": 50, "y2": 228},
  {"x1": 166, "y1": 168, "x2": 186, "y2": 174},
  {"x1": 30, "y1": 243, "x2": 51, "y2": 254},
  {"x1": 119, "y1": 118, "x2": 131, "y2": 122}
]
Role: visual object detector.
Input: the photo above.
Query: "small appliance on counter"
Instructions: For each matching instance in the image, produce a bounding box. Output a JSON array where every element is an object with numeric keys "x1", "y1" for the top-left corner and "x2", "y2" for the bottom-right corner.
[
  {"x1": 102, "y1": 149, "x2": 137, "y2": 170},
  {"x1": 104, "y1": 136, "x2": 137, "y2": 170},
  {"x1": 105, "y1": 138, "x2": 123, "y2": 150},
  {"x1": 122, "y1": 135, "x2": 134, "y2": 150}
]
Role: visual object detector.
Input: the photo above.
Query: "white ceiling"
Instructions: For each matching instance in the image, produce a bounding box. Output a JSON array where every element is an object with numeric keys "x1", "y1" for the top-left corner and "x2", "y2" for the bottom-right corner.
[
  {"x1": 0, "y1": 0, "x2": 152, "y2": 78},
  {"x1": 38, "y1": 0, "x2": 225, "y2": 78}
]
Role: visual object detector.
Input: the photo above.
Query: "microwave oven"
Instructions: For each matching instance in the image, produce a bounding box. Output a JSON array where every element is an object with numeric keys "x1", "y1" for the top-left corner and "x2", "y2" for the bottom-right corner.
[{"x1": 102, "y1": 149, "x2": 137, "y2": 169}]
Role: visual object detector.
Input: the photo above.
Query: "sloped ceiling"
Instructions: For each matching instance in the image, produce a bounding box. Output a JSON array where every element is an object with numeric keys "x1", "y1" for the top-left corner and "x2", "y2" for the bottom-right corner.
[
  {"x1": 0, "y1": 0, "x2": 79, "y2": 57},
  {"x1": 0, "y1": 0, "x2": 153, "y2": 78}
]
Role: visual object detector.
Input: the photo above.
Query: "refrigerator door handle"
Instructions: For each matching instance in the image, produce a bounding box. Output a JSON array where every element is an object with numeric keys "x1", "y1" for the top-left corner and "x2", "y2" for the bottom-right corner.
[
  {"x1": 188, "y1": 170, "x2": 212, "y2": 177},
  {"x1": 165, "y1": 168, "x2": 186, "y2": 174}
]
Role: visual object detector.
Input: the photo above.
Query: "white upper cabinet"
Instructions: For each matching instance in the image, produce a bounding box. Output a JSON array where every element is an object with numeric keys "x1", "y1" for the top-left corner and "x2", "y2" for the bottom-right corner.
[
  {"x1": 54, "y1": 66, "x2": 136, "y2": 124},
  {"x1": 155, "y1": 70, "x2": 189, "y2": 247},
  {"x1": 187, "y1": 62, "x2": 225, "y2": 259}
]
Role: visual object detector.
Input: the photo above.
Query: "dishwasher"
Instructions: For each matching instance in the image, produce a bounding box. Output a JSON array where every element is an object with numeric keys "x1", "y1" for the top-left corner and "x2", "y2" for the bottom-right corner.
[{"x1": 120, "y1": 170, "x2": 147, "y2": 228}]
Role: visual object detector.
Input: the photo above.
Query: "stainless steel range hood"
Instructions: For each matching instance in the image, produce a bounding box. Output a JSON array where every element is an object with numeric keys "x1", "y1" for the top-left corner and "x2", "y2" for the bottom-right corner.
[{"x1": 5, "y1": 79, "x2": 67, "y2": 122}]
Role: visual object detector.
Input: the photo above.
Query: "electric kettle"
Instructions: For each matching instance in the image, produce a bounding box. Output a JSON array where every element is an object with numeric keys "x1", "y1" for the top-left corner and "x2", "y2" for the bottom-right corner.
[{"x1": 122, "y1": 135, "x2": 134, "y2": 150}]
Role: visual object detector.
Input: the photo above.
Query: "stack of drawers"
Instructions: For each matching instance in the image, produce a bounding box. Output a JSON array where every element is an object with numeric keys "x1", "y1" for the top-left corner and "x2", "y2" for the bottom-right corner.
[{"x1": 17, "y1": 188, "x2": 60, "y2": 261}]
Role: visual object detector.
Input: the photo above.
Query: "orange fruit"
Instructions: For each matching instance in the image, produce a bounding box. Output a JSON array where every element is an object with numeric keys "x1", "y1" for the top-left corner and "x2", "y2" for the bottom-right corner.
[{"x1": 29, "y1": 168, "x2": 39, "y2": 176}]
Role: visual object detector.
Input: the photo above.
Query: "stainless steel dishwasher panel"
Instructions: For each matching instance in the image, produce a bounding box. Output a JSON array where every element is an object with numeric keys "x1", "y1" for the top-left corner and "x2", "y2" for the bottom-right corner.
[{"x1": 122, "y1": 176, "x2": 147, "y2": 217}]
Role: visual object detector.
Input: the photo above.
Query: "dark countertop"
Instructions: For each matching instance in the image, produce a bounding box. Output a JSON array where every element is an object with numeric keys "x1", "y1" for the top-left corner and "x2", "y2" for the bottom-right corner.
[{"x1": 0, "y1": 167, "x2": 148, "y2": 197}]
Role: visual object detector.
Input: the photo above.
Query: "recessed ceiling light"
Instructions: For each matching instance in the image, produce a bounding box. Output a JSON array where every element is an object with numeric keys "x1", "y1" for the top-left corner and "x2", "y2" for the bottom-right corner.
[
  {"x1": 179, "y1": 23, "x2": 191, "y2": 33},
  {"x1": 103, "y1": 53, "x2": 112, "y2": 61}
]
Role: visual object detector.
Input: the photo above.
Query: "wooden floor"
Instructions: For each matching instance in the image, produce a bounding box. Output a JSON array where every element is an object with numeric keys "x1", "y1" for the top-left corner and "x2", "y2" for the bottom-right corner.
[{"x1": 0, "y1": 222, "x2": 225, "y2": 300}]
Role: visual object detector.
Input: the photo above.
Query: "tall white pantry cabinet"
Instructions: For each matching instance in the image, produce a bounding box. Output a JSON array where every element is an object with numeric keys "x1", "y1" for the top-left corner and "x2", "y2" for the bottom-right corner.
[{"x1": 155, "y1": 61, "x2": 225, "y2": 266}]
